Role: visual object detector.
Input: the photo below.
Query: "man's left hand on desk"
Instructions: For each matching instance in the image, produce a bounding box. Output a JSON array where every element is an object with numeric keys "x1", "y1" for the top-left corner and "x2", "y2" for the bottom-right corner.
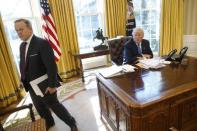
[{"x1": 142, "y1": 54, "x2": 151, "y2": 59}]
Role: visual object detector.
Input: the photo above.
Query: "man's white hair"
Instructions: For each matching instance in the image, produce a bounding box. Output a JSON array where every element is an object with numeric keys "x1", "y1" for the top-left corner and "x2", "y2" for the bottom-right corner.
[{"x1": 132, "y1": 27, "x2": 144, "y2": 36}]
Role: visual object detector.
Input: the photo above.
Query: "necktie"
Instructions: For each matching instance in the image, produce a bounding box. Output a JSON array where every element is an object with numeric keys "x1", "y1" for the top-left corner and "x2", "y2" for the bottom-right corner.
[
  {"x1": 137, "y1": 43, "x2": 142, "y2": 55},
  {"x1": 20, "y1": 42, "x2": 27, "y2": 80}
]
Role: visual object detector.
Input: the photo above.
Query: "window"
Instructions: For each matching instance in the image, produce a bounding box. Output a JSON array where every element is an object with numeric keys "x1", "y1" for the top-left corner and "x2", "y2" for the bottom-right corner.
[
  {"x1": 73, "y1": 0, "x2": 107, "y2": 69},
  {"x1": 73, "y1": 0, "x2": 104, "y2": 52},
  {"x1": 133, "y1": 0, "x2": 161, "y2": 55},
  {"x1": 0, "y1": 0, "x2": 42, "y2": 70}
]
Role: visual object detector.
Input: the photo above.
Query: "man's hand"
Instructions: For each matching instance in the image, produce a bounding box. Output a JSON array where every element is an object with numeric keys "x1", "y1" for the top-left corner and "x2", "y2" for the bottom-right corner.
[
  {"x1": 45, "y1": 87, "x2": 57, "y2": 94},
  {"x1": 20, "y1": 81, "x2": 24, "y2": 87},
  {"x1": 137, "y1": 56, "x2": 145, "y2": 60},
  {"x1": 142, "y1": 54, "x2": 151, "y2": 59}
]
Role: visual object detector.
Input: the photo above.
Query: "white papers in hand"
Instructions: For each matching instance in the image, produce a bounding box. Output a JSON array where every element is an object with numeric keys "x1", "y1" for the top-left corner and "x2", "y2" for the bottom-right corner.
[{"x1": 29, "y1": 74, "x2": 48, "y2": 97}]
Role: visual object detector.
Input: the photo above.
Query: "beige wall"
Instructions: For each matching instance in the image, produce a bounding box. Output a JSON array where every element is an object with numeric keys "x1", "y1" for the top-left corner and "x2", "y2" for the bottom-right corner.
[{"x1": 184, "y1": 0, "x2": 197, "y2": 35}]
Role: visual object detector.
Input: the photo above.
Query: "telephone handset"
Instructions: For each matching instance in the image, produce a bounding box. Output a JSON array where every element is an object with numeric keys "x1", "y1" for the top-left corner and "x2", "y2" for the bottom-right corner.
[
  {"x1": 165, "y1": 49, "x2": 177, "y2": 61},
  {"x1": 171, "y1": 47, "x2": 188, "y2": 62},
  {"x1": 179, "y1": 46, "x2": 188, "y2": 56}
]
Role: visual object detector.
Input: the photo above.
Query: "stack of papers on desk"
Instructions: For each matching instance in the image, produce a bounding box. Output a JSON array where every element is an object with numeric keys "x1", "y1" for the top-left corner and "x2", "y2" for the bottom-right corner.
[
  {"x1": 99, "y1": 65, "x2": 136, "y2": 78},
  {"x1": 137, "y1": 59, "x2": 166, "y2": 69},
  {"x1": 121, "y1": 64, "x2": 136, "y2": 72}
]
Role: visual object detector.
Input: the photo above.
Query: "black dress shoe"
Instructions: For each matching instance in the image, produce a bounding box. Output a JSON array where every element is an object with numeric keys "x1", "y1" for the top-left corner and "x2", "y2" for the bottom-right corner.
[
  {"x1": 46, "y1": 122, "x2": 55, "y2": 130},
  {"x1": 71, "y1": 126, "x2": 78, "y2": 131}
]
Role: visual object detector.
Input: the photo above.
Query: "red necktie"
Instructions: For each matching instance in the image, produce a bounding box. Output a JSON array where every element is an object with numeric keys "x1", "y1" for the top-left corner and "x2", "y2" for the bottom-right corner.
[{"x1": 20, "y1": 42, "x2": 27, "y2": 80}]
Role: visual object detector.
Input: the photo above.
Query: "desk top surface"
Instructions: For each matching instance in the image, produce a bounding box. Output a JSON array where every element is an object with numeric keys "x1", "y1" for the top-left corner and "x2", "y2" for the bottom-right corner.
[{"x1": 96, "y1": 57, "x2": 197, "y2": 106}]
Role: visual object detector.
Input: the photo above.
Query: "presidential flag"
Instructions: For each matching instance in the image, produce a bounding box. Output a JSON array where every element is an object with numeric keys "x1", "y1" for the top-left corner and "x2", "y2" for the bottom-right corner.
[
  {"x1": 40, "y1": 0, "x2": 61, "y2": 61},
  {"x1": 126, "y1": 0, "x2": 136, "y2": 36}
]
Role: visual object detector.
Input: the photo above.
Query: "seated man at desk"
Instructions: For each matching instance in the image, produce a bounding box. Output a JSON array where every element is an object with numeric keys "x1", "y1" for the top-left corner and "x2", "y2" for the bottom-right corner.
[{"x1": 123, "y1": 27, "x2": 153, "y2": 64}]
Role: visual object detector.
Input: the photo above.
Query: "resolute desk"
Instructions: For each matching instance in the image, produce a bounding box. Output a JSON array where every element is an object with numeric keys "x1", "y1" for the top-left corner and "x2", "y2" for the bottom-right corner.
[{"x1": 96, "y1": 57, "x2": 197, "y2": 131}]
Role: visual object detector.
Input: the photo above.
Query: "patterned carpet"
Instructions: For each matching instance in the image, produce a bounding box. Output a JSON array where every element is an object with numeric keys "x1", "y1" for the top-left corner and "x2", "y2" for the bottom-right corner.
[
  {"x1": 57, "y1": 79, "x2": 86, "y2": 102},
  {"x1": 2, "y1": 78, "x2": 88, "y2": 129}
]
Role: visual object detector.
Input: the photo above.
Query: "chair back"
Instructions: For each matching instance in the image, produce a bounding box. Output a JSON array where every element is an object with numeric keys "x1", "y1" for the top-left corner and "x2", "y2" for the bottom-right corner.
[
  {"x1": 107, "y1": 36, "x2": 132, "y2": 65},
  {"x1": 0, "y1": 104, "x2": 35, "y2": 131}
]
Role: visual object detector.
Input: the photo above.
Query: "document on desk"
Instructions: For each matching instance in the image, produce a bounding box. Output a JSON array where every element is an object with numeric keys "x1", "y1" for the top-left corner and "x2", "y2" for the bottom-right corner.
[
  {"x1": 121, "y1": 64, "x2": 136, "y2": 72},
  {"x1": 30, "y1": 74, "x2": 48, "y2": 97},
  {"x1": 99, "y1": 65, "x2": 135, "y2": 78},
  {"x1": 138, "y1": 59, "x2": 166, "y2": 69}
]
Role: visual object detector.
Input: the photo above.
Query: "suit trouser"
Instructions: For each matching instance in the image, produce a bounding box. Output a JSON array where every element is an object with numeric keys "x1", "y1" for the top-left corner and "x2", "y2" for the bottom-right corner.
[{"x1": 28, "y1": 87, "x2": 76, "y2": 128}]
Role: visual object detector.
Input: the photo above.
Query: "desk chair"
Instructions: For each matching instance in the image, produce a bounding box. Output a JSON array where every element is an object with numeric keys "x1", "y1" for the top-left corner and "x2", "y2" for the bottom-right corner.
[
  {"x1": 0, "y1": 104, "x2": 45, "y2": 131},
  {"x1": 107, "y1": 36, "x2": 132, "y2": 65}
]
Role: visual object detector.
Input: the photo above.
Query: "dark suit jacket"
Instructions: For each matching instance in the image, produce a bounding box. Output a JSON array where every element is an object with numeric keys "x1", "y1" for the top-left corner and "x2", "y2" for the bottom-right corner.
[
  {"x1": 123, "y1": 39, "x2": 153, "y2": 64},
  {"x1": 20, "y1": 35, "x2": 60, "y2": 91}
]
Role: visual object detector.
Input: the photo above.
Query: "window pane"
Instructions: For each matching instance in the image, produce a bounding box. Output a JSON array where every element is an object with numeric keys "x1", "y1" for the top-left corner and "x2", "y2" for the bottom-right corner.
[
  {"x1": 151, "y1": 39, "x2": 159, "y2": 53},
  {"x1": 88, "y1": 0, "x2": 97, "y2": 13},
  {"x1": 83, "y1": 30, "x2": 92, "y2": 39},
  {"x1": 150, "y1": 10, "x2": 156, "y2": 24},
  {"x1": 149, "y1": 0, "x2": 157, "y2": 8},
  {"x1": 81, "y1": 16, "x2": 91, "y2": 29},
  {"x1": 141, "y1": 0, "x2": 148, "y2": 9},
  {"x1": 141, "y1": 11, "x2": 149, "y2": 25},
  {"x1": 74, "y1": 0, "x2": 97, "y2": 15},
  {"x1": 134, "y1": 11, "x2": 141, "y2": 26},
  {"x1": 73, "y1": 0, "x2": 104, "y2": 51},
  {"x1": 91, "y1": 15, "x2": 99, "y2": 29},
  {"x1": 76, "y1": 16, "x2": 81, "y2": 28},
  {"x1": 133, "y1": 1, "x2": 141, "y2": 10},
  {"x1": 0, "y1": 0, "x2": 42, "y2": 70},
  {"x1": 133, "y1": 0, "x2": 161, "y2": 55},
  {"x1": 0, "y1": 0, "x2": 33, "y2": 18},
  {"x1": 150, "y1": 25, "x2": 156, "y2": 38}
]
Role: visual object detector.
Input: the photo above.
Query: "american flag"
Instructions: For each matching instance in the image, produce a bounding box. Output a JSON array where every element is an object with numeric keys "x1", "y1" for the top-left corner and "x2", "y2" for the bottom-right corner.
[{"x1": 40, "y1": 0, "x2": 61, "y2": 61}]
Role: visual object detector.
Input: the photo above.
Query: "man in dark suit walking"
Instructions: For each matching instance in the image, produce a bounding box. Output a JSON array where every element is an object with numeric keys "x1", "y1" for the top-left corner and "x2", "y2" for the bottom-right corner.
[
  {"x1": 14, "y1": 19, "x2": 78, "y2": 131},
  {"x1": 123, "y1": 27, "x2": 153, "y2": 64}
]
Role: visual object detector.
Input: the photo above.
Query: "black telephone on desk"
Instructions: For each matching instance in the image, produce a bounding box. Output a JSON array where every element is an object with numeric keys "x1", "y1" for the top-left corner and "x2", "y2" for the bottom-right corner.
[
  {"x1": 171, "y1": 47, "x2": 188, "y2": 62},
  {"x1": 163, "y1": 47, "x2": 188, "y2": 62},
  {"x1": 163, "y1": 49, "x2": 177, "y2": 61}
]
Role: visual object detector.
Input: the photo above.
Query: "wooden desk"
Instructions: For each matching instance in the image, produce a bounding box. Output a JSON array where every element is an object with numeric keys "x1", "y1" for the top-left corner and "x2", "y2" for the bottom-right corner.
[
  {"x1": 96, "y1": 57, "x2": 197, "y2": 131},
  {"x1": 74, "y1": 49, "x2": 109, "y2": 82}
]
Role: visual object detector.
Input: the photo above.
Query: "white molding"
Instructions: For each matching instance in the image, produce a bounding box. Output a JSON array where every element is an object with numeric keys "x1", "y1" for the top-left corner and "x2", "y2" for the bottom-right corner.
[
  {"x1": 82, "y1": 56, "x2": 108, "y2": 70},
  {"x1": 183, "y1": 35, "x2": 197, "y2": 57}
]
